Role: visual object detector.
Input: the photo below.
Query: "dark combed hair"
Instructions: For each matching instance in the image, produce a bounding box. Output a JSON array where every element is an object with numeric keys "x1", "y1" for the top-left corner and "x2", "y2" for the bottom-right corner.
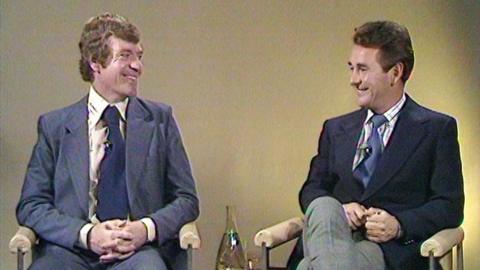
[
  {"x1": 78, "y1": 13, "x2": 140, "y2": 82},
  {"x1": 353, "y1": 21, "x2": 414, "y2": 82}
]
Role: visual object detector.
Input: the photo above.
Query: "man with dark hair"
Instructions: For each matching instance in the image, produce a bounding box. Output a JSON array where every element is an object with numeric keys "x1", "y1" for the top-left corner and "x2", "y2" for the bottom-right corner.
[
  {"x1": 16, "y1": 13, "x2": 199, "y2": 269},
  {"x1": 295, "y1": 20, "x2": 463, "y2": 269}
]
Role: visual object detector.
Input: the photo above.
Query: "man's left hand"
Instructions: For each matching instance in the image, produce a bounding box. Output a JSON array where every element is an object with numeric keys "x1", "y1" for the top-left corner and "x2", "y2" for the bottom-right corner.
[
  {"x1": 99, "y1": 220, "x2": 148, "y2": 263},
  {"x1": 364, "y1": 207, "x2": 400, "y2": 243}
]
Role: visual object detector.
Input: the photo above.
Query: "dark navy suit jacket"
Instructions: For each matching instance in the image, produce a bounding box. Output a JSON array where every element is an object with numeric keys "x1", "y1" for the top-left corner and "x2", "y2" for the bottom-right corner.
[
  {"x1": 297, "y1": 96, "x2": 464, "y2": 269},
  {"x1": 16, "y1": 96, "x2": 199, "y2": 268}
]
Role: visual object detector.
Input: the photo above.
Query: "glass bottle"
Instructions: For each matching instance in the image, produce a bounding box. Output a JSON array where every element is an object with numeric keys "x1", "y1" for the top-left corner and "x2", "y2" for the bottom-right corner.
[{"x1": 215, "y1": 205, "x2": 247, "y2": 270}]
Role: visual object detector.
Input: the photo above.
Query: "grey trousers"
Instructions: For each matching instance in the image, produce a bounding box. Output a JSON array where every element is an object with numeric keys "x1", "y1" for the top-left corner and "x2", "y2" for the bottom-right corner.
[
  {"x1": 297, "y1": 197, "x2": 385, "y2": 270},
  {"x1": 30, "y1": 244, "x2": 168, "y2": 270}
]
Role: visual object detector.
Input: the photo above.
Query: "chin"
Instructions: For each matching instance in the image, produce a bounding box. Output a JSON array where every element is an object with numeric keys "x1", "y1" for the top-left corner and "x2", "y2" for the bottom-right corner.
[
  {"x1": 357, "y1": 98, "x2": 371, "y2": 108},
  {"x1": 125, "y1": 86, "x2": 138, "y2": 97},
  {"x1": 356, "y1": 90, "x2": 370, "y2": 105}
]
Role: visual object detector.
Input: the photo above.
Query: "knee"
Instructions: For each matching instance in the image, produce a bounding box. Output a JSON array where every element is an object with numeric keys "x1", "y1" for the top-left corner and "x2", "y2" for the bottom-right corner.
[
  {"x1": 116, "y1": 247, "x2": 167, "y2": 270},
  {"x1": 29, "y1": 251, "x2": 87, "y2": 270},
  {"x1": 305, "y1": 196, "x2": 343, "y2": 222},
  {"x1": 28, "y1": 259, "x2": 49, "y2": 270},
  {"x1": 131, "y1": 259, "x2": 167, "y2": 270},
  {"x1": 29, "y1": 257, "x2": 71, "y2": 270}
]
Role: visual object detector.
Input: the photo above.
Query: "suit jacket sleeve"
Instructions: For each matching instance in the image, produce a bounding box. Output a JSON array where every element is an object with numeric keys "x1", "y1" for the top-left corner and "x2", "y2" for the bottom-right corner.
[
  {"x1": 299, "y1": 120, "x2": 338, "y2": 212},
  {"x1": 149, "y1": 107, "x2": 199, "y2": 246},
  {"x1": 16, "y1": 116, "x2": 86, "y2": 249},
  {"x1": 395, "y1": 117, "x2": 464, "y2": 240}
]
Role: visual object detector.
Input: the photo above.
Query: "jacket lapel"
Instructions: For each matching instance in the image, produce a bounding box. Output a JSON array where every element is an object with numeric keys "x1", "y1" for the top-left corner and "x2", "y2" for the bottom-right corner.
[
  {"x1": 125, "y1": 97, "x2": 154, "y2": 209},
  {"x1": 336, "y1": 110, "x2": 367, "y2": 198},
  {"x1": 337, "y1": 110, "x2": 366, "y2": 170},
  {"x1": 63, "y1": 97, "x2": 90, "y2": 216},
  {"x1": 361, "y1": 97, "x2": 428, "y2": 201}
]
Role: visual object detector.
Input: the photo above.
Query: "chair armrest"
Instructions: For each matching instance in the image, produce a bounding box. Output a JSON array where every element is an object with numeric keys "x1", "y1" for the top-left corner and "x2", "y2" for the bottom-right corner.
[
  {"x1": 420, "y1": 227, "x2": 464, "y2": 257},
  {"x1": 254, "y1": 217, "x2": 304, "y2": 248},
  {"x1": 9, "y1": 226, "x2": 37, "y2": 254},
  {"x1": 179, "y1": 221, "x2": 201, "y2": 250}
]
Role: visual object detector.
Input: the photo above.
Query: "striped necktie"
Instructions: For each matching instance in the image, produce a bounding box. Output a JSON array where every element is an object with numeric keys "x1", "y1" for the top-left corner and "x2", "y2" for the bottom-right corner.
[{"x1": 353, "y1": 114, "x2": 388, "y2": 187}]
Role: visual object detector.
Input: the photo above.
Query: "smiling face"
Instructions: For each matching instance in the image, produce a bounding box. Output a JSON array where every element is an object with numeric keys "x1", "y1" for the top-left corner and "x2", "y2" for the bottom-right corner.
[
  {"x1": 348, "y1": 45, "x2": 403, "y2": 114},
  {"x1": 91, "y1": 36, "x2": 143, "y2": 103}
]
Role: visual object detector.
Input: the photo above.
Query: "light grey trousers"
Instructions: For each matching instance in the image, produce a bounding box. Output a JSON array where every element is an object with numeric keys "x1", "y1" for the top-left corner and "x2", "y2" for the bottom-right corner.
[{"x1": 297, "y1": 197, "x2": 385, "y2": 270}]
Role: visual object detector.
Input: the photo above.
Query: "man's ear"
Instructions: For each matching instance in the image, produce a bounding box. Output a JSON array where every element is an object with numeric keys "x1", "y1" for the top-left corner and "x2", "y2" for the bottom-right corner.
[
  {"x1": 389, "y1": 62, "x2": 404, "y2": 86},
  {"x1": 89, "y1": 62, "x2": 101, "y2": 74}
]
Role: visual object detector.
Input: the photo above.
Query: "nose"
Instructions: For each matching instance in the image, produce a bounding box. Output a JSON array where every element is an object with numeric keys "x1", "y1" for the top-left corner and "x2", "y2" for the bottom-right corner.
[
  {"x1": 350, "y1": 69, "x2": 361, "y2": 88},
  {"x1": 129, "y1": 58, "x2": 143, "y2": 75}
]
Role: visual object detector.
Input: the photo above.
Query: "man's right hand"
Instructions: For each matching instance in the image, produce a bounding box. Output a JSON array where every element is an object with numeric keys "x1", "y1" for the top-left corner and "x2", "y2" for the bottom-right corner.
[
  {"x1": 342, "y1": 202, "x2": 367, "y2": 230},
  {"x1": 98, "y1": 220, "x2": 148, "y2": 264},
  {"x1": 88, "y1": 220, "x2": 134, "y2": 257}
]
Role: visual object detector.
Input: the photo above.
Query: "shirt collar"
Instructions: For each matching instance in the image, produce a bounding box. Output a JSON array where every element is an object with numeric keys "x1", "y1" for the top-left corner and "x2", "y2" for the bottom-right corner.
[
  {"x1": 87, "y1": 86, "x2": 129, "y2": 125},
  {"x1": 365, "y1": 93, "x2": 406, "y2": 124}
]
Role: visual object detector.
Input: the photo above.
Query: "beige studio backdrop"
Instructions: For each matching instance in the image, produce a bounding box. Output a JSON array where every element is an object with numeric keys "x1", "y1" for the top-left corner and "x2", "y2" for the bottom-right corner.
[{"x1": 1, "y1": 1, "x2": 479, "y2": 269}]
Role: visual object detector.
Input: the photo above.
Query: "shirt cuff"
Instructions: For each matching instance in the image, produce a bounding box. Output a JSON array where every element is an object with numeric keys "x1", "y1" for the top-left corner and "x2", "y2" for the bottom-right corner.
[
  {"x1": 79, "y1": 223, "x2": 95, "y2": 250},
  {"x1": 140, "y1": 217, "x2": 156, "y2": 242},
  {"x1": 396, "y1": 223, "x2": 404, "y2": 239}
]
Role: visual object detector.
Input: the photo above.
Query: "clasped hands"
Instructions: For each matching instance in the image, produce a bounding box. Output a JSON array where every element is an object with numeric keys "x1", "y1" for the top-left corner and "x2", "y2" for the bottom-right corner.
[
  {"x1": 343, "y1": 202, "x2": 400, "y2": 243},
  {"x1": 88, "y1": 220, "x2": 147, "y2": 263}
]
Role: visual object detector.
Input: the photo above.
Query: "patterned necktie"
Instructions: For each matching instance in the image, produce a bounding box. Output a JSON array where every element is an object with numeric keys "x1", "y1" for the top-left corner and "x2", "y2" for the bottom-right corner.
[
  {"x1": 96, "y1": 106, "x2": 129, "y2": 221},
  {"x1": 353, "y1": 114, "x2": 388, "y2": 187}
]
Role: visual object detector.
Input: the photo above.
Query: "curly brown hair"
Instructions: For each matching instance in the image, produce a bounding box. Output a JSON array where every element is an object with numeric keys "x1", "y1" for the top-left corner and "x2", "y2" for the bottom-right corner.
[
  {"x1": 353, "y1": 21, "x2": 414, "y2": 82},
  {"x1": 78, "y1": 13, "x2": 140, "y2": 82}
]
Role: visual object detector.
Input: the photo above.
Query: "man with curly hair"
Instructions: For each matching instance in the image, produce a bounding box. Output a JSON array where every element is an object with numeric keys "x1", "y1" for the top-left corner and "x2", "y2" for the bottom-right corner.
[{"x1": 17, "y1": 13, "x2": 199, "y2": 269}]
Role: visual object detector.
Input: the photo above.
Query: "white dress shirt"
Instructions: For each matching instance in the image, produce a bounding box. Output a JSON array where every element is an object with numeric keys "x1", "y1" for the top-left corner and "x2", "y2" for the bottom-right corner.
[
  {"x1": 352, "y1": 93, "x2": 406, "y2": 170},
  {"x1": 78, "y1": 87, "x2": 156, "y2": 249}
]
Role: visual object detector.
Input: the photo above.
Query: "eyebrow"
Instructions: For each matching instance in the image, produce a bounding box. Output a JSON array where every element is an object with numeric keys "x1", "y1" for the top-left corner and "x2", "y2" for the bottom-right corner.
[
  {"x1": 347, "y1": 62, "x2": 368, "y2": 69},
  {"x1": 115, "y1": 48, "x2": 143, "y2": 55}
]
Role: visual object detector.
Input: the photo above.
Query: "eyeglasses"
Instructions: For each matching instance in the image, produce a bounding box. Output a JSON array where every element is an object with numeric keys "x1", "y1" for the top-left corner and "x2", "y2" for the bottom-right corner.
[{"x1": 112, "y1": 50, "x2": 143, "y2": 63}]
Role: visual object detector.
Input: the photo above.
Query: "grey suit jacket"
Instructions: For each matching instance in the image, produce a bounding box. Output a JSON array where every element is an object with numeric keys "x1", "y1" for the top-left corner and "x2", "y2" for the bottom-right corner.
[{"x1": 16, "y1": 96, "x2": 199, "y2": 253}]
